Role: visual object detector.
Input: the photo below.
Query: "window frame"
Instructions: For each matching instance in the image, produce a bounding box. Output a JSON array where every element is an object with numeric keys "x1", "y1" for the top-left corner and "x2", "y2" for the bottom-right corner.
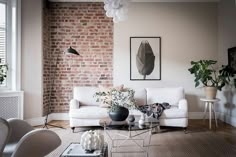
[
  {"x1": 0, "y1": 0, "x2": 21, "y2": 91},
  {"x1": 0, "y1": 0, "x2": 9, "y2": 88}
]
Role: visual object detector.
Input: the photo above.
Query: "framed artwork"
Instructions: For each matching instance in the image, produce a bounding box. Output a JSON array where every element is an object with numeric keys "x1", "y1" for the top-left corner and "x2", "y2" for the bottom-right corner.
[
  {"x1": 228, "y1": 47, "x2": 236, "y2": 73},
  {"x1": 130, "y1": 37, "x2": 161, "y2": 80}
]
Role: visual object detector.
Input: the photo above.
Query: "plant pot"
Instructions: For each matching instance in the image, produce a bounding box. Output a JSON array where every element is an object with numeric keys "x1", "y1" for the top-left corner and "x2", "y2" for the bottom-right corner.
[
  {"x1": 205, "y1": 87, "x2": 217, "y2": 99},
  {"x1": 109, "y1": 106, "x2": 129, "y2": 121}
]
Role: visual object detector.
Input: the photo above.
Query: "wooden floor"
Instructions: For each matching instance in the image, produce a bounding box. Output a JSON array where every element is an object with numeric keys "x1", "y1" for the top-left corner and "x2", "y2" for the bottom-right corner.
[
  {"x1": 38, "y1": 119, "x2": 236, "y2": 146},
  {"x1": 38, "y1": 120, "x2": 236, "y2": 157}
]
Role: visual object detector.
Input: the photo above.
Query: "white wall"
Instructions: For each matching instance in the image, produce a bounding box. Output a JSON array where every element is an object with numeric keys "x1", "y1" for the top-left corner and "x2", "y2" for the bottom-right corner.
[
  {"x1": 217, "y1": 0, "x2": 236, "y2": 126},
  {"x1": 21, "y1": 0, "x2": 43, "y2": 119},
  {"x1": 114, "y1": 2, "x2": 218, "y2": 112}
]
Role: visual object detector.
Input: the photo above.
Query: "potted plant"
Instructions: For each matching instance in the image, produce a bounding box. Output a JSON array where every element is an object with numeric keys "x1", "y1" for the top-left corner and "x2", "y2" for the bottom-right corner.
[
  {"x1": 94, "y1": 88, "x2": 136, "y2": 121},
  {"x1": 0, "y1": 58, "x2": 8, "y2": 84},
  {"x1": 188, "y1": 60, "x2": 236, "y2": 99}
]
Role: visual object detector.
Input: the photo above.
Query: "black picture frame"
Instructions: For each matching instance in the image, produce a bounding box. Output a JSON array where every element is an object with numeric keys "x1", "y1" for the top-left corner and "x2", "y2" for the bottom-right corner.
[
  {"x1": 130, "y1": 37, "x2": 161, "y2": 80},
  {"x1": 228, "y1": 47, "x2": 236, "y2": 73}
]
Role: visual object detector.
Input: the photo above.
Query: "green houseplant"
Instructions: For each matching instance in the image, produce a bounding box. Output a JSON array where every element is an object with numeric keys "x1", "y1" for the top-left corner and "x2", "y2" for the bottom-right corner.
[
  {"x1": 188, "y1": 60, "x2": 236, "y2": 99},
  {"x1": 0, "y1": 58, "x2": 8, "y2": 84}
]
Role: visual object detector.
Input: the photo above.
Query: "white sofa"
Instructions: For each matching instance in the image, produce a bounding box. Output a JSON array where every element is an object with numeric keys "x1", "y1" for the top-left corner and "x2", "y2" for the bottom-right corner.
[{"x1": 69, "y1": 87, "x2": 188, "y2": 132}]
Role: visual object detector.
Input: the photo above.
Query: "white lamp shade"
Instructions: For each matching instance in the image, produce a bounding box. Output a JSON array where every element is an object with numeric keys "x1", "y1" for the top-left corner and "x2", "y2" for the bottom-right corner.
[{"x1": 104, "y1": 0, "x2": 129, "y2": 23}]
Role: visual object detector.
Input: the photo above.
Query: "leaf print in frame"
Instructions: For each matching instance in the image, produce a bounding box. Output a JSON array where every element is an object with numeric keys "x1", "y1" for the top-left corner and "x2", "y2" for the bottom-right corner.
[{"x1": 130, "y1": 37, "x2": 161, "y2": 80}]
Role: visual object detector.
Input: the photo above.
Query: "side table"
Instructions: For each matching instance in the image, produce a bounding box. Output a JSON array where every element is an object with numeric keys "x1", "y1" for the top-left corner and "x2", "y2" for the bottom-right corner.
[{"x1": 200, "y1": 98, "x2": 220, "y2": 129}]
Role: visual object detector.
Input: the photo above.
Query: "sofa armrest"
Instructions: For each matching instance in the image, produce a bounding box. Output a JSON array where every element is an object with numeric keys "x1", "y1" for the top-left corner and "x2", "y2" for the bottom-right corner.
[
  {"x1": 70, "y1": 99, "x2": 80, "y2": 110},
  {"x1": 178, "y1": 99, "x2": 188, "y2": 111}
]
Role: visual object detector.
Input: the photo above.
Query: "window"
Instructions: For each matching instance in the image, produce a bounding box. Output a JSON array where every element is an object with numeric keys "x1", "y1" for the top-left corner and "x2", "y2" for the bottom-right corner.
[
  {"x1": 0, "y1": 2, "x2": 7, "y2": 87},
  {"x1": 0, "y1": 0, "x2": 21, "y2": 90},
  {"x1": 0, "y1": 3, "x2": 6, "y2": 65}
]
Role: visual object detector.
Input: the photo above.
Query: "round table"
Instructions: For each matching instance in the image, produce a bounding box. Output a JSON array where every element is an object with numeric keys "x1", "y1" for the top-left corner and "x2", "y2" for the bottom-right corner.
[{"x1": 200, "y1": 98, "x2": 220, "y2": 129}]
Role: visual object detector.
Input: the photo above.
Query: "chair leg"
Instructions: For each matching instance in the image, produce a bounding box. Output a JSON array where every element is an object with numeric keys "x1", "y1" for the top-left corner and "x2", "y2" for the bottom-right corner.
[{"x1": 71, "y1": 127, "x2": 75, "y2": 133}]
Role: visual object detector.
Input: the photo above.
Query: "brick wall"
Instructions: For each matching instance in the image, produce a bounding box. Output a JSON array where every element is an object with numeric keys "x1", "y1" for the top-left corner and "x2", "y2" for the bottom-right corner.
[{"x1": 43, "y1": 2, "x2": 113, "y2": 114}]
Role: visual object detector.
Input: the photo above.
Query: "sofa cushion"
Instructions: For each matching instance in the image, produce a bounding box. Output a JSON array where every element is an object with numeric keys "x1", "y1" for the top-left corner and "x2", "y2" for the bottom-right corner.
[
  {"x1": 134, "y1": 88, "x2": 147, "y2": 106},
  {"x1": 69, "y1": 106, "x2": 109, "y2": 119},
  {"x1": 73, "y1": 87, "x2": 100, "y2": 106},
  {"x1": 160, "y1": 106, "x2": 187, "y2": 119},
  {"x1": 146, "y1": 87, "x2": 184, "y2": 105}
]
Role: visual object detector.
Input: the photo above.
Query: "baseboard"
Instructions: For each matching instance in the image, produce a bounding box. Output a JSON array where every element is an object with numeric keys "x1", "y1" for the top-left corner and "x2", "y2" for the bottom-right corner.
[
  {"x1": 190, "y1": 112, "x2": 236, "y2": 127},
  {"x1": 188, "y1": 112, "x2": 206, "y2": 119},
  {"x1": 25, "y1": 112, "x2": 236, "y2": 127},
  {"x1": 50, "y1": 113, "x2": 69, "y2": 120},
  {"x1": 25, "y1": 116, "x2": 46, "y2": 126},
  {"x1": 217, "y1": 112, "x2": 236, "y2": 127},
  {"x1": 25, "y1": 113, "x2": 69, "y2": 126},
  {"x1": 188, "y1": 112, "x2": 222, "y2": 119}
]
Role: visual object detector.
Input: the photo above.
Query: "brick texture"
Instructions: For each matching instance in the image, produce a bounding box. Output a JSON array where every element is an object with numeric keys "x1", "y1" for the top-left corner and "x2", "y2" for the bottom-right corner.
[{"x1": 43, "y1": 2, "x2": 113, "y2": 114}]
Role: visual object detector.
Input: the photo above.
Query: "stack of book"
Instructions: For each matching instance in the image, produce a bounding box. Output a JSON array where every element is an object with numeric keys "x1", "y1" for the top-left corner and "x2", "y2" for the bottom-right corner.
[{"x1": 61, "y1": 142, "x2": 108, "y2": 157}]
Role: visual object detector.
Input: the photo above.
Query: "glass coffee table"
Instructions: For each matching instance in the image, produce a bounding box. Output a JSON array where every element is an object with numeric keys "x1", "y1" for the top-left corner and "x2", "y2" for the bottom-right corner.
[{"x1": 99, "y1": 117, "x2": 160, "y2": 157}]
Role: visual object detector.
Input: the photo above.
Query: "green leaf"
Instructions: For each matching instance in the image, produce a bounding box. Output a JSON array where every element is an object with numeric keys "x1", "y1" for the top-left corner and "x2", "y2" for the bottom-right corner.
[
  {"x1": 188, "y1": 59, "x2": 235, "y2": 89},
  {"x1": 195, "y1": 81, "x2": 200, "y2": 87}
]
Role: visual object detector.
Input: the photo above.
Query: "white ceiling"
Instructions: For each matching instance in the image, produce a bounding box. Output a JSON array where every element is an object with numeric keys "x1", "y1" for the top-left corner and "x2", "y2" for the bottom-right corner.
[{"x1": 48, "y1": 0, "x2": 220, "y2": 2}]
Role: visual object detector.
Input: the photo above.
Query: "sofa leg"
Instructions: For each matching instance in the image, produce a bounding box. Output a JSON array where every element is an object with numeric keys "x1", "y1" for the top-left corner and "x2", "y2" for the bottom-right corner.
[
  {"x1": 183, "y1": 127, "x2": 188, "y2": 134},
  {"x1": 71, "y1": 127, "x2": 75, "y2": 133}
]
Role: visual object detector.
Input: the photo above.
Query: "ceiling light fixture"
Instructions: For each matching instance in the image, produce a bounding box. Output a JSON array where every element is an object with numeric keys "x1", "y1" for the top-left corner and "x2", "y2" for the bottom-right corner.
[{"x1": 104, "y1": 0, "x2": 130, "y2": 23}]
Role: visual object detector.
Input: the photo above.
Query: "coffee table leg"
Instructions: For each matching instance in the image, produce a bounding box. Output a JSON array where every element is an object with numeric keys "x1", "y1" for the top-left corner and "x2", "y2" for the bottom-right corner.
[
  {"x1": 146, "y1": 128, "x2": 152, "y2": 157},
  {"x1": 103, "y1": 123, "x2": 112, "y2": 157}
]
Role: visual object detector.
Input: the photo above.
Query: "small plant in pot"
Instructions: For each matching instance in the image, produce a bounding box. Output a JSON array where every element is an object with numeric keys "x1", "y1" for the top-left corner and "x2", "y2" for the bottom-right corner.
[
  {"x1": 188, "y1": 60, "x2": 236, "y2": 99},
  {"x1": 0, "y1": 58, "x2": 8, "y2": 84},
  {"x1": 94, "y1": 88, "x2": 136, "y2": 121}
]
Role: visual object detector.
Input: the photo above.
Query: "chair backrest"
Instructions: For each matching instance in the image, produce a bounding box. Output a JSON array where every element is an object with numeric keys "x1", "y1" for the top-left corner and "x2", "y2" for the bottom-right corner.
[
  {"x1": 7, "y1": 118, "x2": 34, "y2": 143},
  {"x1": 0, "y1": 117, "x2": 10, "y2": 156},
  {"x1": 12, "y1": 129, "x2": 61, "y2": 157}
]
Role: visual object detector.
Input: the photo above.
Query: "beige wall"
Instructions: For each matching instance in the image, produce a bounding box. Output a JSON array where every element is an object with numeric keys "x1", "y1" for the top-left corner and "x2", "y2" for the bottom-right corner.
[
  {"x1": 21, "y1": 0, "x2": 43, "y2": 119},
  {"x1": 22, "y1": 1, "x2": 235, "y2": 122},
  {"x1": 217, "y1": 0, "x2": 236, "y2": 126},
  {"x1": 113, "y1": 2, "x2": 218, "y2": 112}
]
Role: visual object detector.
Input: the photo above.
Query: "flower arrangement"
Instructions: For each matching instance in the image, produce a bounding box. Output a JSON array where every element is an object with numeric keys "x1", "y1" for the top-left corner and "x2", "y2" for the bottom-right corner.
[
  {"x1": 94, "y1": 87, "x2": 136, "y2": 112},
  {"x1": 110, "y1": 88, "x2": 136, "y2": 111}
]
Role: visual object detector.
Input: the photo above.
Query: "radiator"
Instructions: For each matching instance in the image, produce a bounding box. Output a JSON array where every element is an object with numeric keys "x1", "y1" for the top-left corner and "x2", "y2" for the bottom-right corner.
[{"x1": 0, "y1": 91, "x2": 24, "y2": 119}]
